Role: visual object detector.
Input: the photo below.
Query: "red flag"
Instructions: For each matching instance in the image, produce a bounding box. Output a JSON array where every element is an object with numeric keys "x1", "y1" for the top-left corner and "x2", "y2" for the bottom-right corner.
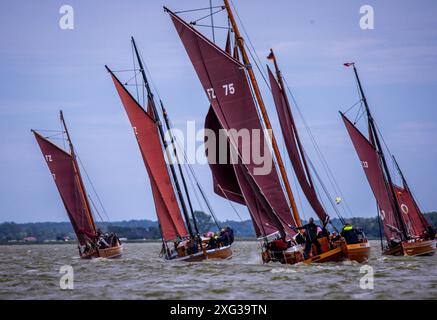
[
  {"x1": 344, "y1": 62, "x2": 354, "y2": 67},
  {"x1": 267, "y1": 52, "x2": 274, "y2": 60}
]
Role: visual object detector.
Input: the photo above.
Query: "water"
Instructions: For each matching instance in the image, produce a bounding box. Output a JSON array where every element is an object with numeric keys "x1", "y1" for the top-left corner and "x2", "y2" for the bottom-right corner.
[{"x1": 0, "y1": 241, "x2": 435, "y2": 300}]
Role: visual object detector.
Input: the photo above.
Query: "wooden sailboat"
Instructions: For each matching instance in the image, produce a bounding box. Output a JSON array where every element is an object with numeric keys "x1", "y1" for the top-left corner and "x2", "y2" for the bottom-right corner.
[
  {"x1": 340, "y1": 63, "x2": 435, "y2": 257},
  {"x1": 165, "y1": 1, "x2": 359, "y2": 264},
  {"x1": 32, "y1": 111, "x2": 123, "y2": 259},
  {"x1": 266, "y1": 50, "x2": 370, "y2": 263},
  {"x1": 106, "y1": 38, "x2": 232, "y2": 262}
]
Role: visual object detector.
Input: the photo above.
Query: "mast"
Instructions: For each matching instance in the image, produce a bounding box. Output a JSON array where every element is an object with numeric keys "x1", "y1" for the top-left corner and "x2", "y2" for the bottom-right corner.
[
  {"x1": 131, "y1": 37, "x2": 195, "y2": 239},
  {"x1": 350, "y1": 63, "x2": 408, "y2": 239},
  {"x1": 223, "y1": 0, "x2": 301, "y2": 226},
  {"x1": 159, "y1": 99, "x2": 200, "y2": 236},
  {"x1": 59, "y1": 110, "x2": 97, "y2": 233}
]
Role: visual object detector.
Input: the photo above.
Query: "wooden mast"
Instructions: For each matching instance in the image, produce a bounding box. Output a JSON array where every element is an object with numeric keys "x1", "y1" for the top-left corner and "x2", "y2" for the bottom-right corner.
[
  {"x1": 59, "y1": 110, "x2": 97, "y2": 233},
  {"x1": 223, "y1": 0, "x2": 302, "y2": 226}
]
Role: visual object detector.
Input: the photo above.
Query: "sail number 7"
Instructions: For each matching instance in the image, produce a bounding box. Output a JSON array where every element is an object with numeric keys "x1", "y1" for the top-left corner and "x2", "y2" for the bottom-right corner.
[{"x1": 206, "y1": 83, "x2": 235, "y2": 100}]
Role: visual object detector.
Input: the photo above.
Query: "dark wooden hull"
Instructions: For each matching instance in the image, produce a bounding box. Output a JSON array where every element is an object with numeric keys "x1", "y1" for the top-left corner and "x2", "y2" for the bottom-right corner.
[
  {"x1": 80, "y1": 244, "x2": 123, "y2": 259},
  {"x1": 171, "y1": 245, "x2": 233, "y2": 262},
  {"x1": 402, "y1": 240, "x2": 435, "y2": 256},
  {"x1": 265, "y1": 239, "x2": 347, "y2": 265},
  {"x1": 343, "y1": 241, "x2": 371, "y2": 263},
  {"x1": 383, "y1": 240, "x2": 435, "y2": 257}
]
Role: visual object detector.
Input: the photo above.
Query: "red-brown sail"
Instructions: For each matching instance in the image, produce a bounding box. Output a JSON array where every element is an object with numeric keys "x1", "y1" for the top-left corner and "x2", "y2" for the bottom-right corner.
[
  {"x1": 108, "y1": 69, "x2": 188, "y2": 241},
  {"x1": 205, "y1": 106, "x2": 289, "y2": 237},
  {"x1": 268, "y1": 66, "x2": 329, "y2": 223},
  {"x1": 392, "y1": 184, "x2": 429, "y2": 238},
  {"x1": 341, "y1": 113, "x2": 403, "y2": 240},
  {"x1": 205, "y1": 106, "x2": 245, "y2": 205},
  {"x1": 167, "y1": 9, "x2": 296, "y2": 236},
  {"x1": 33, "y1": 131, "x2": 96, "y2": 245}
]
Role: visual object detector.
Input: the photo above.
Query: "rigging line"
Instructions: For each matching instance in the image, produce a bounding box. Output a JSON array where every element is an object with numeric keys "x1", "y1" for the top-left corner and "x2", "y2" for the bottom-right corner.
[
  {"x1": 111, "y1": 69, "x2": 140, "y2": 73},
  {"x1": 288, "y1": 143, "x2": 306, "y2": 220},
  {"x1": 190, "y1": 24, "x2": 229, "y2": 30},
  {"x1": 175, "y1": 6, "x2": 225, "y2": 14},
  {"x1": 353, "y1": 106, "x2": 366, "y2": 126},
  {"x1": 217, "y1": 184, "x2": 245, "y2": 222},
  {"x1": 190, "y1": 7, "x2": 226, "y2": 24},
  {"x1": 35, "y1": 129, "x2": 65, "y2": 133},
  {"x1": 308, "y1": 154, "x2": 345, "y2": 223},
  {"x1": 76, "y1": 154, "x2": 111, "y2": 222},
  {"x1": 123, "y1": 71, "x2": 142, "y2": 87},
  {"x1": 168, "y1": 118, "x2": 221, "y2": 227},
  {"x1": 88, "y1": 194, "x2": 105, "y2": 223},
  {"x1": 44, "y1": 133, "x2": 68, "y2": 140},
  {"x1": 283, "y1": 77, "x2": 354, "y2": 217},
  {"x1": 342, "y1": 99, "x2": 363, "y2": 115}
]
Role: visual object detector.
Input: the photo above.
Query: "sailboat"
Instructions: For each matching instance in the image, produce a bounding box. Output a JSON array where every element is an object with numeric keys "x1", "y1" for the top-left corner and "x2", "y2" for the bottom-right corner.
[
  {"x1": 106, "y1": 37, "x2": 233, "y2": 262},
  {"x1": 340, "y1": 62, "x2": 436, "y2": 256},
  {"x1": 266, "y1": 51, "x2": 370, "y2": 263},
  {"x1": 165, "y1": 1, "x2": 359, "y2": 264},
  {"x1": 32, "y1": 111, "x2": 123, "y2": 259}
]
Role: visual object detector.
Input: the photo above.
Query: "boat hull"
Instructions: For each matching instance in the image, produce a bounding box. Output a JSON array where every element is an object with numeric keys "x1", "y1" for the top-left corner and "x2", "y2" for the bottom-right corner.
[
  {"x1": 383, "y1": 240, "x2": 435, "y2": 256},
  {"x1": 343, "y1": 241, "x2": 371, "y2": 263},
  {"x1": 402, "y1": 240, "x2": 435, "y2": 256},
  {"x1": 80, "y1": 244, "x2": 123, "y2": 259},
  {"x1": 172, "y1": 245, "x2": 233, "y2": 262},
  {"x1": 303, "y1": 246, "x2": 344, "y2": 264}
]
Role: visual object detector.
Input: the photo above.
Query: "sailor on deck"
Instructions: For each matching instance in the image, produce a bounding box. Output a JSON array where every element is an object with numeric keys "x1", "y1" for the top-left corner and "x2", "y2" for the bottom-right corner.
[
  {"x1": 292, "y1": 217, "x2": 322, "y2": 259},
  {"x1": 341, "y1": 224, "x2": 359, "y2": 244}
]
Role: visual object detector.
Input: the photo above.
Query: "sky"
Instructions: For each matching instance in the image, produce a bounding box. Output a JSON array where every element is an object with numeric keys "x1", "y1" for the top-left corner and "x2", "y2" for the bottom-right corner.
[{"x1": 1, "y1": 0, "x2": 437, "y2": 223}]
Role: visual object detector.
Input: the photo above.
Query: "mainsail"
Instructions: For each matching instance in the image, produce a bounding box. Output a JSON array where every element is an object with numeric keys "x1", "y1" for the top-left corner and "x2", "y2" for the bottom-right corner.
[
  {"x1": 107, "y1": 68, "x2": 188, "y2": 241},
  {"x1": 340, "y1": 114, "x2": 403, "y2": 240},
  {"x1": 268, "y1": 65, "x2": 329, "y2": 224},
  {"x1": 33, "y1": 130, "x2": 96, "y2": 245},
  {"x1": 167, "y1": 8, "x2": 296, "y2": 237}
]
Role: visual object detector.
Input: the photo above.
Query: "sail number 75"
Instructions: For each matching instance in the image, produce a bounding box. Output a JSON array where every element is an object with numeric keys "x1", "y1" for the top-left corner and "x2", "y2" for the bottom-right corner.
[{"x1": 206, "y1": 83, "x2": 235, "y2": 100}]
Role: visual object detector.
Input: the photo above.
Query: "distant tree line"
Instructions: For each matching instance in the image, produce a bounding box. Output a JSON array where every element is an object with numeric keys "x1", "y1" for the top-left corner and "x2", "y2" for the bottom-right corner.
[{"x1": 1, "y1": 212, "x2": 436, "y2": 243}]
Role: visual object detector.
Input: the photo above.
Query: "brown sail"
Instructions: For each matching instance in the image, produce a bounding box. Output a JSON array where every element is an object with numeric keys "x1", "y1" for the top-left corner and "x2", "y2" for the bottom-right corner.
[
  {"x1": 33, "y1": 131, "x2": 96, "y2": 245},
  {"x1": 268, "y1": 66, "x2": 329, "y2": 224},
  {"x1": 341, "y1": 113, "x2": 403, "y2": 241},
  {"x1": 167, "y1": 9, "x2": 296, "y2": 237},
  {"x1": 108, "y1": 68, "x2": 188, "y2": 241},
  {"x1": 205, "y1": 106, "x2": 289, "y2": 237}
]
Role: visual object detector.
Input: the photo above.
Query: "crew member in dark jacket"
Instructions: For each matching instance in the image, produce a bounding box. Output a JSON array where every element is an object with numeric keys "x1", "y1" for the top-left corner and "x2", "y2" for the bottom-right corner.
[
  {"x1": 341, "y1": 224, "x2": 359, "y2": 244},
  {"x1": 293, "y1": 217, "x2": 322, "y2": 259}
]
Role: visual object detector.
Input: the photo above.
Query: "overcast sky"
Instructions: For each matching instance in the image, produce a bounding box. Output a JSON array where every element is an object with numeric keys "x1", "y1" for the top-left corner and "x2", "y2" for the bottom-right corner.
[{"x1": 1, "y1": 0, "x2": 436, "y2": 224}]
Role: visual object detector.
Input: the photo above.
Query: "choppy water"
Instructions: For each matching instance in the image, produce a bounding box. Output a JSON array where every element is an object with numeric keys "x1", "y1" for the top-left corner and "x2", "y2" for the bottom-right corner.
[{"x1": 0, "y1": 241, "x2": 435, "y2": 300}]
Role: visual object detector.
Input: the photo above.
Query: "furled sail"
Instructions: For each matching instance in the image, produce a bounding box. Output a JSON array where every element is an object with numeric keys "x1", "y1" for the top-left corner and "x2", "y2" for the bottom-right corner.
[
  {"x1": 33, "y1": 131, "x2": 96, "y2": 245},
  {"x1": 268, "y1": 67, "x2": 329, "y2": 223},
  {"x1": 108, "y1": 69, "x2": 188, "y2": 241},
  {"x1": 167, "y1": 9, "x2": 296, "y2": 237},
  {"x1": 340, "y1": 114, "x2": 403, "y2": 240}
]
